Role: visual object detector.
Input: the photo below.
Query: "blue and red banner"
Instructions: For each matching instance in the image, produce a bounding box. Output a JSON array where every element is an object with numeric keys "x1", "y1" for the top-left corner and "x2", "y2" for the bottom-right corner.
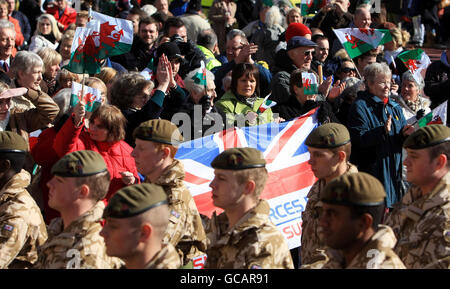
[{"x1": 175, "y1": 108, "x2": 319, "y2": 249}]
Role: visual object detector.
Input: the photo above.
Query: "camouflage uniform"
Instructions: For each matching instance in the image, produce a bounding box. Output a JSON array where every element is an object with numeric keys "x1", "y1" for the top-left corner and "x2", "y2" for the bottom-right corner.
[
  {"x1": 0, "y1": 169, "x2": 48, "y2": 269},
  {"x1": 318, "y1": 225, "x2": 406, "y2": 269},
  {"x1": 385, "y1": 172, "x2": 450, "y2": 269},
  {"x1": 205, "y1": 199, "x2": 294, "y2": 269},
  {"x1": 301, "y1": 162, "x2": 358, "y2": 266},
  {"x1": 145, "y1": 243, "x2": 182, "y2": 269},
  {"x1": 149, "y1": 159, "x2": 207, "y2": 266},
  {"x1": 34, "y1": 201, "x2": 122, "y2": 269}
]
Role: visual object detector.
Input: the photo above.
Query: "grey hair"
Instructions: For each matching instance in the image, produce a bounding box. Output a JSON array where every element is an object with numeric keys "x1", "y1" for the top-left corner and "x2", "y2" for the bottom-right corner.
[
  {"x1": 141, "y1": 4, "x2": 157, "y2": 17},
  {"x1": 197, "y1": 29, "x2": 218, "y2": 51},
  {"x1": 265, "y1": 5, "x2": 283, "y2": 28},
  {"x1": 226, "y1": 29, "x2": 247, "y2": 42},
  {"x1": 363, "y1": 62, "x2": 391, "y2": 85},
  {"x1": 52, "y1": 88, "x2": 72, "y2": 123},
  {"x1": 10, "y1": 51, "x2": 44, "y2": 76},
  {"x1": 0, "y1": 19, "x2": 14, "y2": 31},
  {"x1": 184, "y1": 68, "x2": 215, "y2": 95},
  {"x1": 401, "y1": 70, "x2": 424, "y2": 90}
]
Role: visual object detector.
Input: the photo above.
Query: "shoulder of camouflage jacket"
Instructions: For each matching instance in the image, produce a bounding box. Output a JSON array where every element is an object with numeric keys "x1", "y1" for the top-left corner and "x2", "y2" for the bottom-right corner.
[
  {"x1": 206, "y1": 200, "x2": 294, "y2": 269},
  {"x1": 145, "y1": 243, "x2": 182, "y2": 269},
  {"x1": 0, "y1": 170, "x2": 47, "y2": 268},
  {"x1": 35, "y1": 202, "x2": 123, "y2": 269},
  {"x1": 346, "y1": 225, "x2": 406, "y2": 269}
]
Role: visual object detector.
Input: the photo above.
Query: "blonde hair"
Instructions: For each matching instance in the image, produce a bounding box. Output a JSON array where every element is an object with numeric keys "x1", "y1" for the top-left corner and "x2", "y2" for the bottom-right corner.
[
  {"x1": 36, "y1": 14, "x2": 62, "y2": 41},
  {"x1": 390, "y1": 27, "x2": 410, "y2": 49},
  {"x1": 94, "y1": 67, "x2": 118, "y2": 86},
  {"x1": 286, "y1": 7, "x2": 302, "y2": 25},
  {"x1": 37, "y1": 47, "x2": 62, "y2": 70}
]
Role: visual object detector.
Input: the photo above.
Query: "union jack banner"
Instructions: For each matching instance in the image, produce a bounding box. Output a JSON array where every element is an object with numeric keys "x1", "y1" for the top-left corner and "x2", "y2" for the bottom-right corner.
[{"x1": 175, "y1": 108, "x2": 319, "y2": 249}]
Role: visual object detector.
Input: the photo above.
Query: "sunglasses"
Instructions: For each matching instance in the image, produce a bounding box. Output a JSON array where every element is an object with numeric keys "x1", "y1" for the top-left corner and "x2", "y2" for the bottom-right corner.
[
  {"x1": 304, "y1": 51, "x2": 314, "y2": 56},
  {"x1": 341, "y1": 67, "x2": 356, "y2": 73}
]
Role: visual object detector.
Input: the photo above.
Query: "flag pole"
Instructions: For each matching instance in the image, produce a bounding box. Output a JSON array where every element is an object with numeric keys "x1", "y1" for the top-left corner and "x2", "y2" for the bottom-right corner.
[
  {"x1": 332, "y1": 28, "x2": 363, "y2": 79},
  {"x1": 350, "y1": 57, "x2": 362, "y2": 79}
]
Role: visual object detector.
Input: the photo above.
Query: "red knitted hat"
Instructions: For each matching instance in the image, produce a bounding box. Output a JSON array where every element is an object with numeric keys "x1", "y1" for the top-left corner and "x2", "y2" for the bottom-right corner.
[{"x1": 286, "y1": 23, "x2": 312, "y2": 42}]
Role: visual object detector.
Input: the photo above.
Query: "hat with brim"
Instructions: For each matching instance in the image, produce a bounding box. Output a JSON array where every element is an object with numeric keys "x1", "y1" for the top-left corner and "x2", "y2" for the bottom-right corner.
[
  {"x1": 0, "y1": 88, "x2": 28, "y2": 100},
  {"x1": 287, "y1": 36, "x2": 317, "y2": 51}
]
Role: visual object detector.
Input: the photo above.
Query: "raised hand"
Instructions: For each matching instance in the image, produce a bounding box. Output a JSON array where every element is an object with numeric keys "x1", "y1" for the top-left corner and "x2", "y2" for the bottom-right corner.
[{"x1": 73, "y1": 98, "x2": 86, "y2": 127}]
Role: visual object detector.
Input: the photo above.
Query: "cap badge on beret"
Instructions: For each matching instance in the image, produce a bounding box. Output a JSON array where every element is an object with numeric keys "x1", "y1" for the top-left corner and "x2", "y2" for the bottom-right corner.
[
  {"x1": 67, "y1": 159, "x2": 84, "y2": 176},
  {"x1": 321, "y1": 134, "x2": 336, "y2": 146},
  {"x1": 228, "y1": 154, "x2": 244, "y2": 167}
]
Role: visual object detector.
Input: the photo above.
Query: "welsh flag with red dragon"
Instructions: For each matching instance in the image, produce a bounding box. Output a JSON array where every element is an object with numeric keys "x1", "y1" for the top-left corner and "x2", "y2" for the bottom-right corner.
[{"x1": 64, "y1": 11, "x2": 133, "y2": 74}]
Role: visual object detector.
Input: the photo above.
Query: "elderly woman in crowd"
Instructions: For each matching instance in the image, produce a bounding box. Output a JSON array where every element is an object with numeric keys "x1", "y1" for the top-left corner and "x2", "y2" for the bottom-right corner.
[
  {"x1": 347, "y1": 62, "x2": 414, "y2": 209},
  {"x1": 177, "y1": 68, "x2": 223, "y2": 140},
  {"x1": 216, "y1": 63, "x2": 277, "y2": 127},
  {"x1": 9, "y1": 51, "x2": 56, "y2": 110},
  {"x1": 251, "y1": 5, "x2": 285, "y2": 68},
  {"x1": 29, "y1": 14, "x2": 62, "y2": 53},
  {"x1": 110, "y1": 55, "x2": 178, "y2": 146},
  {"x1": 392, "y1": 71, "x2": 431, "y2": 124},
  {"x1": 37, "y1": 47, "x2": 62, "y2": 96},
  {"x1": 53, "y1": 102, "x2": 139, "y2": 201}
]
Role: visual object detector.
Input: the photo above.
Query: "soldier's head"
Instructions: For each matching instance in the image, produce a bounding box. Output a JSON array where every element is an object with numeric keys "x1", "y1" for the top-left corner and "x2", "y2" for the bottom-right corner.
[
  {"x1": 132, "y1": 119, "x2": 183, "y2": 182},
  {"x1": 100, "y1": 184, "x2": 169, "y2": 265},
  {"x1": 47, "y1": 150, "x2": 111, "y2": 212},
  {"x1": 210, "y1": 148, "x2": 268, "y2": 210},
  {"x1": 319, "y1": 172, "x2": 386, "y2": 251},
  {"x1": 0, "y1": 131, "x2": 28, "y2": 184},
  {"x1": 305, "y1": 123, "x2": 352, "y2": 182},
  {"x1": 403, "y1": 124, "x2": 450, "y2": 189}
]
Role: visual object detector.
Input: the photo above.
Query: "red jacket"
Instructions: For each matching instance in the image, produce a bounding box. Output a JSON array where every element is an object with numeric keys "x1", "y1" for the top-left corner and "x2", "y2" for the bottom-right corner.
[
  {"x1": 46, "y1": 6, "x2": 77, "y2": 31},
  {"x1": 53, "y1": 116, "x2": 139, "y2": 200},
  {"x1": 30, "y1": 127, "x2": 61, "y2": 224}
]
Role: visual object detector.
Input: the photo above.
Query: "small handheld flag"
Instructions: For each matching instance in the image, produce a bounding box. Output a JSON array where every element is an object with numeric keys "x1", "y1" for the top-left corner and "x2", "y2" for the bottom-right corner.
[
  {"x1": 70, "y1": 82, "x2": 102, "y2": 112},
  {"x1": 257, "y1": 93, "x2": 277, "y2": 114},
  {"x1": 301, "y1": 72, "x2": 318, "y2": 95}
]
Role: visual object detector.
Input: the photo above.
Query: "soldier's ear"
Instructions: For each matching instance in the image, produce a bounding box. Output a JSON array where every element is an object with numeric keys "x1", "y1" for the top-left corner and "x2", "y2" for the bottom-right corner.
[
  {"x1": 337, "y1": 150, "x2": 347, "y2": 163},
  {"x1": 78, "y1": 184, "x2": 90, "y2": 199},
  {"x1": 0, "y1": 158, "x2": 11, "y2": 173},
  {"x1": 360, "y1": 213, "x2": 374, "y2": 232},
  {"x1": 140, "y1": 223, "x2": 153, "y2": 242},
  {"x1": 243, "y1": 179, "x2": 256, "y2": 196}
]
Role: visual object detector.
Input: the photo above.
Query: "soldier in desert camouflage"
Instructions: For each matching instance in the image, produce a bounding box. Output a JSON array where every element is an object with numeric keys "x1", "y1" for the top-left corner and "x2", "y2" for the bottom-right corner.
[
  {"x1": 101, "y1": 183, "x2": 181, "y2": 269},
  {"x1": 301, "y1": 123, "x2": 358, "y2": 267},
  {"x1": 0, "y1": 131, "x2": 47, "y2": 269},
  {"x1": 132, "y1": 119, "x2": 207, "y2": 266},
  {"x1": 34, "y1": 150, "x2": 122, "y2": 269},
  {"x1": 205, "y1": 147, "x2": 294, "y2": 269},
  {"x1": 317, "y1": 172, "x2": 406, "y2": 269},
  {"x1": 385, "y1": 124, "x2": 450, "y2": 268}
]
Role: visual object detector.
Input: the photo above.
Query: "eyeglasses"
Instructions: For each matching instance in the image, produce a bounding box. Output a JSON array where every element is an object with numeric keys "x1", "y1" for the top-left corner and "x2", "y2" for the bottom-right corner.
[
  {"x1": 341, "y1": 67, "x2": 356, "y2": 73},
  {"x1": 304, "y1": 51, "x2": 314, "y2": 56}
]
